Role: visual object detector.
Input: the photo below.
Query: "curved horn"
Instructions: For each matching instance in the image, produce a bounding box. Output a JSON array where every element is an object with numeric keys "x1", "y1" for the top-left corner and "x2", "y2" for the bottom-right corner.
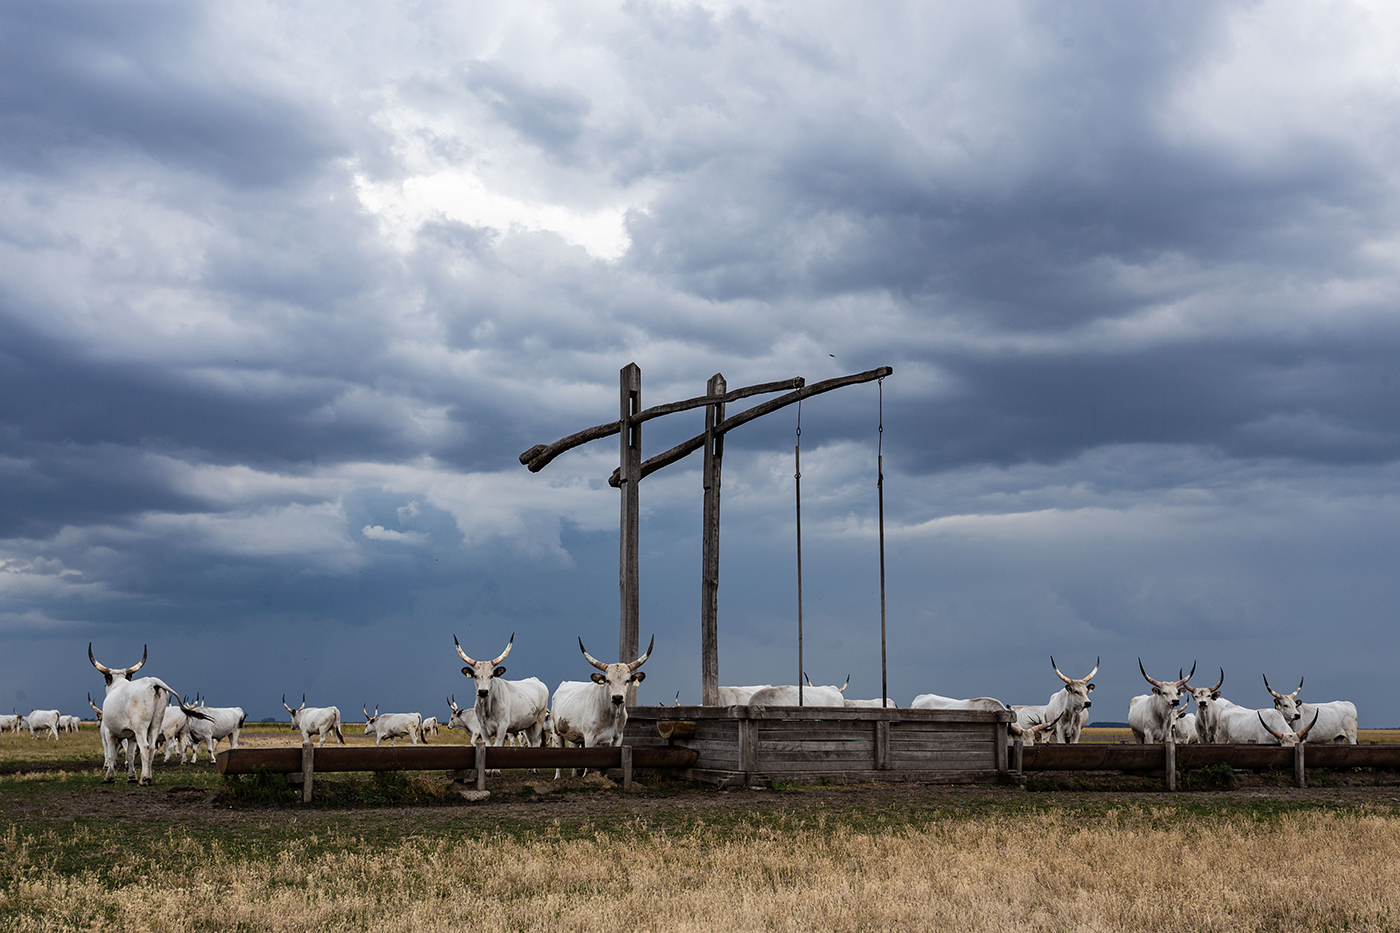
[
  {"x1": 1209, "y1": 668, "x2": 1224, "y2": 693},
  {"x1": 1258, "y1": 711, "x2": 1285, "y2": 741},
  {"x1": 839, "y1": 674, "x2": 850, "y2": 694},
  {"x1": 1289, "y1": 676, "x2": 1303, "y2": 700},
  {"x1": 454, "y1": 635, "x2": 477, "y2": 666},
  {"x1": 805, "y1": 673, "x2": 814, "y2": 687},
  {"x1": 1263, "y1": 674, "x2": 1284, "y2": 700},
  {"x1": 1051, "y1": 656, "x2": 1073, "y2": 685},
  {"x1": 1083, "y1": 657, "x2": 1100, "y2": 682},
  {"x1": 282, "y1": 694, "x2": 295, "y2": 715},
  {"x1": 88, "y1": 643, "x2": 111, "y2": 675},
  {"x1": 87, "y1": 693, "x2": 102, "y2": 715},
  {"x1": 447, "y1": 695, "x2": 459, "y2": 713},
  {"x1": 492, "y1": 633, "x2": 514, "y2": 667},
  {"x1": 1175, "y1": 661, "x2": 1196, "y2": 686},
  {"x1": 124, "y1": 645, "x2": 147, "y2": 675},
  {"x1": 579, "y1": 638, "x2": 608, "y2": 672},
  {"x1": 1139, "y1": 658, "x2": 1165, "y2": 688},
  {"x1": 363, "y1": 704, "x2": 372, "y2": 721},
  {"x1": 300, "y1": 694, "x2": 306, "y2": 711},
  {"x1": 1295, "y1": 709, "x2": 1320, "y2": 740},
  {"x1": 628, "y1": 634, "x2": 655, "y2": 671}
]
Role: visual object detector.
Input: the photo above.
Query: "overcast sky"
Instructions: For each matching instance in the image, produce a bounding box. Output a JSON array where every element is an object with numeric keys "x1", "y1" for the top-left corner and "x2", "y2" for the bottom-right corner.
[{"x1": 3, "y1": 1, "x2": 1400, "y2": 728}]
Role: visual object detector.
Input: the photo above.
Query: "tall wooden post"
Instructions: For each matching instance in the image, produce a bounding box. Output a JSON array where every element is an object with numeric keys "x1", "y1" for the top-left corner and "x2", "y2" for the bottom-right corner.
[
  {"x1": 619, "y1": 364, "x2": 642, "y2": 703},
  {"x1": 700, "y1": 373, "x2": 726, "y2": 707}
]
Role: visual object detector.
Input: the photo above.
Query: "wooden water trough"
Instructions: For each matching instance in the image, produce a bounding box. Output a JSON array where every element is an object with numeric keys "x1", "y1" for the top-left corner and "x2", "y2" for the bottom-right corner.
[
  {"x1": 625, "y1": 705, "x2": 1016, "y2": 788},
  {"x1": 217, "y1": 744, "x2": 698, "y2": 802}
]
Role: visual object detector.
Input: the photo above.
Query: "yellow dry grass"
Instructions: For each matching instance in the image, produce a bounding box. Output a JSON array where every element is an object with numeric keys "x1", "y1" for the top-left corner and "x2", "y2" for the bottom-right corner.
[{"x1": 4, "y1": 808, "x2": 1400, "y2": 932}]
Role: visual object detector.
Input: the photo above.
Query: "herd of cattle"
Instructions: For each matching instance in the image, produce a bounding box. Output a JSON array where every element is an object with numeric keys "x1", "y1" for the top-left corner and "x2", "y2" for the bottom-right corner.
[{"x1": 4, "y1": 640, "x2": 1359, "y2": 787}]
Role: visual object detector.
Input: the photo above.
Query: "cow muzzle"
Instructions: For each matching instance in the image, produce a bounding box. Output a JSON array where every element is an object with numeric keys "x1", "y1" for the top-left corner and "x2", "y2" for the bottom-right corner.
[
  {"x1": 611, "y1": 695, "x2": 625, "y2": 706},
  {"x1": 1084, "y1": 701, "x2": 1092, "y2": 708},
  {"x1": 477, "y1": 690, "x2": 489, "y2": 699}
]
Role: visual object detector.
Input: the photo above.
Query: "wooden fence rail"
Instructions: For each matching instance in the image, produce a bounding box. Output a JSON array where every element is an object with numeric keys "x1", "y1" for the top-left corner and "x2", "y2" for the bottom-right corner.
[
  {"x1": 1018, "y1": 742, "x2": 1400, "y2": 789},
  {"x1": 216, "y1": 745, "x2": 698, "y2": 803}
]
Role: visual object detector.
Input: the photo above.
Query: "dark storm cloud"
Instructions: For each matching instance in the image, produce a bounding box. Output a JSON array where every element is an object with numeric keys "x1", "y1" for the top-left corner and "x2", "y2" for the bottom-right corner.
[{"x1": 0, "y1": 2, "x2": 344, "y2": 186}]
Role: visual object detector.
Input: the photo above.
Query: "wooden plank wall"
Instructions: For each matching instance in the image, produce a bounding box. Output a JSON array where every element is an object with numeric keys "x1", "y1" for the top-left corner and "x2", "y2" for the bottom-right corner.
[{"x1": 626, "y1": 705, "x2": 1010, "y2": 787}]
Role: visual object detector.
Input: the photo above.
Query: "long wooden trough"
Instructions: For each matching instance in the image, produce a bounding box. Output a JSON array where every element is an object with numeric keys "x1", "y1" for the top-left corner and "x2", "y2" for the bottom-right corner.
[
  {"x1": 625, "y1": 705, "x2": 1015, "y2": 788},
  {"x1": 1021, "y1": 743, "x2": 1400, "y2": 772}
]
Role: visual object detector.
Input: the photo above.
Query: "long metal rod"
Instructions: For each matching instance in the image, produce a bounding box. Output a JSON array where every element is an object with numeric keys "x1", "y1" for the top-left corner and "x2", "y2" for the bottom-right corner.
[
  {"x1": 795, "y1": 401, "x2": 803, "y2": 708},
  {"x1": 608, "y1": 366, "x2": 893, "y2": 487},
  {"x1": 520, "y1": 377, "x2": 803, "y2": 473},
  {"x1": 878, "y1": 377, "x2": 888, "y2": 709}
]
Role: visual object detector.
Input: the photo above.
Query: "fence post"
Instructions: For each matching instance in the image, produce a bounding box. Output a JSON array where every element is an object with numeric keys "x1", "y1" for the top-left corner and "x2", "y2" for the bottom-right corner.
[
  {"x1": 1013, "y1": 735, "x2": 1024, "y2": 777},
  {"x1": 301, "y1": 742, "x2": 314, "y2": 804},
  {"x1": 1295, "y1": 742, "x2": 1306, "y2": 788},
  {"x1": 621, "y1": 745, "x2": 633, "y2": 791},
  {"x1": 1164, "y1": 732, "x2": 1176, "y2": 792},
  {"x1": 476, "y1": 743, "x2": 488, "y2": 792}
]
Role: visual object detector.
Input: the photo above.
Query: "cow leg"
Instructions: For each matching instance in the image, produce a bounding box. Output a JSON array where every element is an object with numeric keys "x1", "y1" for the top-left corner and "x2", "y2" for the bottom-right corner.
[{"x1": 100, "y1": 727, "x2": 117, "y2": 783}]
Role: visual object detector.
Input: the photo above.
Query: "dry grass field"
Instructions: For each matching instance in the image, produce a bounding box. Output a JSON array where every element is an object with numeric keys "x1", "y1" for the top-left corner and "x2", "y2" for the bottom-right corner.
[{"x1": 6, "y1": 723, "x2": 1400, "y2": 931}]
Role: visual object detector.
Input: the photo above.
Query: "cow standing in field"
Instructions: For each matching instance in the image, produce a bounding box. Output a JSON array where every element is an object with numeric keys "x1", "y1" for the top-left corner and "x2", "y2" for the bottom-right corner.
[
  {"x1": 283, "y1": 695, "x2": 345, "y2": 747},
  {"x1": 24, "y1": 710, "x2": 60, "y2": 740},
  {"x1": 59, "y1": 715, "x2": 80, "y2": 733},
  {"x1": 362, "y1": 706, "x2": 421, "y2": 747},
  {"x1": 185, "y1": 701, "x2": 246, "y2": 761},
  {"x1": 551, "y1": 636, "x2": 653, "y2": 778},
  {"x1": 1011, "y1": 658, "x2": 1099, "y2": 744},
  {"x1": 158, "y1": 702, "x2": 196, "y2": 763},
  {"x1": 454, "y1": 634, "x2": 549, "y2": 748},
  {"x1": 0, "y1": 712, "x2": 18, "y2": 733},
  {"x1": 1263, "y1": 675, "x2": 1358, "y2": 745},
  {"x1": 89, "y1": 644, "x2": 206, "y2": 784},
  {"x1": 445, "y1": 696, "x2": 485, "y2": 744},
  {"x1": 1184, "y1": 670, "x2": 1226, "y2": 743},
  {"x1": 1128, "y1": 661, "x2": 1196, "y2": 744}
]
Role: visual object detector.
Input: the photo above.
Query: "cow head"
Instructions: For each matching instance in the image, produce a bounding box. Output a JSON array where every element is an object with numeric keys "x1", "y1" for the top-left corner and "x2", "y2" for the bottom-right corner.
[
  {"x1": 87, "y1": 693, "x2": 104, "y2": 722},
  {"x1": 1258, "y1": 709, "x2": 1318, "y2": 746},
  {"x1": 1009, "y1": 710, "x2": 1066, "y2": 742},
  {"x1": 88, "y1": 643, "x2": 146, "y2": 692},
  {"x1": 362, "y1": 705, "x2": 379, "y2": 734},
  {"x1": 580, "y1": 635, "x2": 654, "y2": 706},
  {"x1": 1139, "y1": 659, "x2": 1195, "y2": 708},
  {"x1": 1263, "y1": 674, "x2": 1304, "y2": 725},
  {"x1": 1186, "y1": 668, "x2": 1225, "y2": 710},
  {"x1": 1052, "y1": 656, "x2": 1098, "y2": 711},
  {"x1": 178, "y1": 695, "x2": 211, "y2": 722},
  {"x1": 454, "y1": 634, "x2": 514, "y2": 707},
  {"x1": 804, "y1": 673, "x2": 851, "y2": 693},
  {"x1": 282, "y1": 694, "x2": 307, "y2": 729}
]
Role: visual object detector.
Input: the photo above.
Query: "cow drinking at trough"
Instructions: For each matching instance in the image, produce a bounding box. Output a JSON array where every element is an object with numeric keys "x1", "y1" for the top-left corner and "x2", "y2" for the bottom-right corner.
[
  {"x1": 89, "y1": 644, "x2": 205, "y2": 784},
  {"x1": 550, "y1": 635, "x2": 653, "y2": 778},
  {"x1": 454, "y1": 634, "x2": 549, "y2": 748},
  {"x1": 283, "y1": 695, "x2": 345, "y2": 747},
  {"x1": 1263, "y1": 675, "x2": 1358, "y2": 745},
  {"x1": 1010, "y1": 658, "x2": 1098, "y2": 744},
  {"x1": 1128, "y1": 661, "x2": 1195, "y2": 744}
]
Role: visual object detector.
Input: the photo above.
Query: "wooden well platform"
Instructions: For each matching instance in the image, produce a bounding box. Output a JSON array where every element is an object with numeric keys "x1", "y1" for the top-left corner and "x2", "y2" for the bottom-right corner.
[{"x1": 625, "y1": 705, "x2": 1014, "y2": 788}]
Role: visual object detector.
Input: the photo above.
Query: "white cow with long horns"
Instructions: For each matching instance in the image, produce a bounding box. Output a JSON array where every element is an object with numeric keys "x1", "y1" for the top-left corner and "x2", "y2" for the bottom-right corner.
[
  {"x1": 1128, "y1": 660, "x2": 1196, "y2": 744},
  {"x1": 454, "y1": 634, "x2": 549, "y2": 748},
  {"x1": 283, "y1": 695, "x2": 345, "y2": 747},
  {"x1": 1262, "y1": 675, "x2": 1358, "y2": 745},
  {"x1": 550, "y1": 635, "x2": 653, "y2": 778},
  {"x1": 362, "y1": 706, "x2": 421, "y2": 747},
  {"x1": 89, "y1": 644, "x2": 206, "y2": 784}
]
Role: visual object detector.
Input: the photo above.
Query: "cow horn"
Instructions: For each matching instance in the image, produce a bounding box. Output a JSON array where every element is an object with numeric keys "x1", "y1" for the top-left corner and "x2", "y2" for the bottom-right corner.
[
  {"x1": 1051, "y1": 656, "x2": 1073, "y2": 685},
  {"x1": 1263, "y1": 674, "x2": 1284, "y2": 700},
  {"x1": 1083, "y1": 658, "x2": 1100, "y2": 682},
  {"x1": 628, "y1": 635, "x2": 655, "y2": 671},
  {"x1": 363, "y1": 704, "x2": 372, "y2": 721},
  {"x1": 1139, "y1": 658, "x2": 1165, "y2": 688},
  {"x1": 1296, "y1": 709, "x2": 1320, "y2": 740},
  {"x1": 124, "y1": 645, "x2": 147, "y2": 675},
  {"x1": 1175, "y1": 661, "x2": 1196, "y2": 686},
  {"x1": 454, "y1": 635, "x2": 478, "y2": 666},
  {"x1": 804, "y1": 672, "x2": 814, "y2": 687},
  {"x1": 88, "y1": 643, "x2": 111, "y2": 675},
  {"x1": 300, "y1": 694, "x2": 306, "y2": 711},
  {"x1": 579, "y1": 638, "x2": 608, "y2": 672},
  {"x1": 1209, "y1": 668, "x2": 1224, "y2": 693},
  {"x1": 447, "y1": 695, "x2": 458, "y2": 713},
  {"x1": 838, "y1": 674, "x2": 850, "y2": 694},
  {"x1": 282, "y1": 695, "x2": 295, "y2": 715},
  {"x1": 1257, "y1": 711, "x2": 1285, "y2": 741},
  {"x1": 492, "y1": 633, "x2": 514, "y2": 667},
  {"x1": 88, "y1": 693, "x2": 102, "y2": 715},
  {"x1": 1290, "y1": 676, "x2": 1303, "y2": 700}
]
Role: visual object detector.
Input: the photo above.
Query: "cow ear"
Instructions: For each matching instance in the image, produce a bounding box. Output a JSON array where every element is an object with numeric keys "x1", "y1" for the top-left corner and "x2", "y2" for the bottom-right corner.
[
  {"x1": 1087, "y1": 683, "x2": 1095, "y2": 692},
  {"x1": 632, "y1": 671, "x2": 647, "y2": 684},
  {"x1": 494, "y1": 666, "x2": 507, "y2": 677},
  {"x1": 591, "y1": 673, "x2": 606, "y2": 685},
  {"x1": 461, "y1": 666, "x2": 472, "y2": 677},
  {"x1": 1211, "y1": 690, "x2": 1220, "y2": 699},
  {"x1": 1152, "y1": 687, "x2": 1162, "y2": 696}
]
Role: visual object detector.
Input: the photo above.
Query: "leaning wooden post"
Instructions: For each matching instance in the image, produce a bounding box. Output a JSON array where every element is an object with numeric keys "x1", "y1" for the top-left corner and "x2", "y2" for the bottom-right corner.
[
  {"x1": 300, "y1": 742, "x2": 314, "y2": 804},
  {"x1": 619, "y1": 364, "x2": 642, "y2": 703},
  {"x1": 700, "y1": 373, "x2": 726, "y2": 707},
  {"x1": 1164, "y1": 730, "x2": 1176, "y2": 791},
  {"x1": 476, "y1": 743, "x2": 488, "y2": 792},
  {"x1": 1295, "y1": 742, "x2": 1306, "y2": 788}
]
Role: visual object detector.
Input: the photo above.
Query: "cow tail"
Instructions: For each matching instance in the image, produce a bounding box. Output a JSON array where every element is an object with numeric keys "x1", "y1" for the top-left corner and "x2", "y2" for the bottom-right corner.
[{"x1": 238, "y1": 712, "x2": 247, "y2": 729}]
